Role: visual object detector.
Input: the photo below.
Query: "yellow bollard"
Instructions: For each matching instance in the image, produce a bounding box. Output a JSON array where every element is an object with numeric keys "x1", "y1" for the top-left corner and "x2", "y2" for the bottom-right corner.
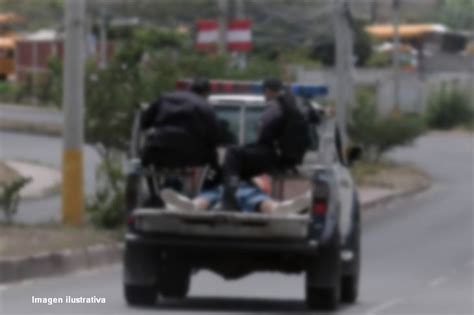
[{"x1": 62, "y1": 149, "x2": 83, "y2": 225}]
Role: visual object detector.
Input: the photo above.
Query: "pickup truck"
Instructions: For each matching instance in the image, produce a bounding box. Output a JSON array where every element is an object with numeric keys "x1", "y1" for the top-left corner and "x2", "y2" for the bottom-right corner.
[{"x1": 123, "y1": 81, "x2": 361, "y2": 311}]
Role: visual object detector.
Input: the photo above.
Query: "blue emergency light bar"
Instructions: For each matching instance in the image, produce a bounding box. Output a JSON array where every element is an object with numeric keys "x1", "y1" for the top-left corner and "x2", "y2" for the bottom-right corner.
[{"x1": 176, "y1": 79, "x2": 328, "y2": 98}]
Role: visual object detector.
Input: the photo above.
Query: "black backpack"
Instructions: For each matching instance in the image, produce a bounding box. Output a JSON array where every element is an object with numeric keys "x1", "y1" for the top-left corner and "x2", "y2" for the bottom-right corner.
[{"x1": 276, "y1": 93, "x2": 311, "y2": 166}]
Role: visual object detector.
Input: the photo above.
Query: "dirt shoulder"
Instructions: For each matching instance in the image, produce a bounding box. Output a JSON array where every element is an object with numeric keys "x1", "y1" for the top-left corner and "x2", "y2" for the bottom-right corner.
[
  {"x1": 352, "y1": 160, "x2": 431, "y2": 193},
  {"x1": 0, "y1": 224, "x2": 120, "y2": 259}
]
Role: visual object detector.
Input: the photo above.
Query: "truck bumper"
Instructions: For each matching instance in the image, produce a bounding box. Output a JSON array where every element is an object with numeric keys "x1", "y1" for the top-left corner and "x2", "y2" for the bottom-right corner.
[{"x1": 125, "y1": 232, "x2": 319, "y2": 255}]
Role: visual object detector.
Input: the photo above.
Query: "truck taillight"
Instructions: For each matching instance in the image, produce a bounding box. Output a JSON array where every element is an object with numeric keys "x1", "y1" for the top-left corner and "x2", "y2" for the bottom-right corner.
[
  {"x1": 127, "y1": 215, "x2": 135, "y2": 227},
  {"x1": 313, "y1": 200, "x2": 327, "y2": 215}
]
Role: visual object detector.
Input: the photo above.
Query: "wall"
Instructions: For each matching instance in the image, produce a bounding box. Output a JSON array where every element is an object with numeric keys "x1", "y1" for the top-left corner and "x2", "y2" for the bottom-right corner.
[{"x1": 295, "y1": 66, "x2": 474, "y2": 116}]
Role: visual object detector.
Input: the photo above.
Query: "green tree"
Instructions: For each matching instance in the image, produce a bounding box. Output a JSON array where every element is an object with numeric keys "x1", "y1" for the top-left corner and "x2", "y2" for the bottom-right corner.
[{"x1": 435, "y1": 0, "x2": 474, "y2": 30}]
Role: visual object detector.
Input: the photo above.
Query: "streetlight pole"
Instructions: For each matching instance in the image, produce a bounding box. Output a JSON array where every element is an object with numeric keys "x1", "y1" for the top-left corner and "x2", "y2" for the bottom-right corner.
[
  {"x1": 334, "y1": 0, "x2": 354, "y2": 151},
  {"x1": 392, "y1": 0, "x2": 401, "y2": 114},
  {"x1": 62, "y1": 0, "x2": 85, "y2": 226},
  {"x1": 99, "y1": 5, "x2": 108, "y2": 69},
  {"x1": 218, "y1": 0, "x2": 228, "y2": 55}
]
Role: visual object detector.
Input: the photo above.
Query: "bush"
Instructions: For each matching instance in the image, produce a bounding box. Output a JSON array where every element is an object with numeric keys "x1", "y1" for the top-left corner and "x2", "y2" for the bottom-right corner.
[
  {"x1": 366, "y1": 51, "x2": 391, "y2": 68},
  {"x1": 348, "y1": 89, "x2": 425, "y2": 161},
  {"x1": 86, "y1": 152, "x2": 125, "y2": 229},
  {"x1": 0, "y1": 177, "x2": 31, "y2": 224},
  {"x1": 425, "y1": 87, "x2": 474, "y2": 130}
]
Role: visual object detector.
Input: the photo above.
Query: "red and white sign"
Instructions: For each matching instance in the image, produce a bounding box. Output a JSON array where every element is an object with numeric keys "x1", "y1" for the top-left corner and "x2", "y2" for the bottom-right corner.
[
  {"x1": 195, "y1": 20, "x2": 218, "y2": 51},
  {"x1": 195, "y1": 19, "x2": 252, "y2": 52},
  {"x1": 227, "y1": 19, "x2": 252, "y2": 52}
]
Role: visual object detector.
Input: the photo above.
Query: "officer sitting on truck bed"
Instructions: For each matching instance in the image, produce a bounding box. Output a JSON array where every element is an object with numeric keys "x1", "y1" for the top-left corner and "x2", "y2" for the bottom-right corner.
[
  {"x1": 140, "y1": 77, "x2": 221, "y2": 203},
  {"x1": 220, "y1": 77, "x2": 311, "y2": 209}
]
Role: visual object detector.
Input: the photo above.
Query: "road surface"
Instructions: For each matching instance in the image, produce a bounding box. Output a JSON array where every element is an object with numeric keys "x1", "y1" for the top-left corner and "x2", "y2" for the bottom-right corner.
[{"x1": 1, "y1": 131, "x2": 472, "y2": 314}]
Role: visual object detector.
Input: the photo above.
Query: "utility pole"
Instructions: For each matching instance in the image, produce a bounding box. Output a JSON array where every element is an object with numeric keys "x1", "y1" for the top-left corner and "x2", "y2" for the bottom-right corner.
[
  {"x1": 62, "y1": 0, "x2": 85, "y2": 226},
  {"x1": 392, "y1": 0, "x2": 401, "y2": 114},
  {"x1": 99, "y1": 5, "x2": 107, "y2": 69},
  {"x1": 334, "y1": 0, "x2": 354, "y2": 152},
  {"x1": 235, "y1": 0, "x2": 244, "y2": 18},
  {"x1": 370, "y1": 0, "x2": 378, "y2": 23},
  {"x1": 234, "y1": 0, "x2": 247, "y2": 69},
  {"x1": 217, "y1": 0, "x2": 228, "y2": 55}
]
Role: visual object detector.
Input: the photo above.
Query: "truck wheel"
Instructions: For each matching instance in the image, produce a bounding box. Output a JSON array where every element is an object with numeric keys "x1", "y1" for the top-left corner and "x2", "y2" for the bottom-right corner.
[
  {"x1": 305, "y1": 230, "x2": 341, "y2": 310},
  {"x1": 341, "y1": 274, "x2": 358, "y2": 303},
  {"x1": 306, "y1": 286, "x2": 339, "y2": 310},
  {"x1": 159, "y1": 255, "x2": 191, "y2": 299},
  {"x1": 341, "y1": 196, "x2": 361, "y2": 304},
  {"x1": 124, "y1": 284, "x2": 157, "y2": 306}
]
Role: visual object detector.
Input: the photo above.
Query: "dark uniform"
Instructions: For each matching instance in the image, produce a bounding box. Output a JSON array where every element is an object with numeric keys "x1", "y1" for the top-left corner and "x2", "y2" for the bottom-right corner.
[
  {"x1": 141, "y1": 90, "x2": 220, "y2": 169},
  {"x1": 222, "y1": 96, "x2": 284, "y2": 181}
]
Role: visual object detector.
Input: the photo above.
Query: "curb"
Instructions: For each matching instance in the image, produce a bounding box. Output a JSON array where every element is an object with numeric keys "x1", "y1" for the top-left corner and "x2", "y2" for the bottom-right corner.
[
  {"x1": 361, "y1": 182, "x2": 431, "y2": 211},
  {"x1": 0, "y1": 243, "x2": 123, "y2": 284},
  {"x1": 0, "y1": 182, "x2": 430, "y2": 285}
]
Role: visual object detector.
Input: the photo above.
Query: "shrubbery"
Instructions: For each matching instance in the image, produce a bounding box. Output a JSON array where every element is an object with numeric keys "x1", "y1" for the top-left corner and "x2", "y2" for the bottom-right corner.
[
  {"x1": 425, "y1": 87, "x2": 474, "y2": 130},
  {"x1": 0, "y1": 177, "x2": 31, "y2": 224},
  {"x1": 86, "y1": 152, "x2": 124, "y2": 229},
  {"x1": 348, "y1": 89, "x2": 425, "y2": 161}
]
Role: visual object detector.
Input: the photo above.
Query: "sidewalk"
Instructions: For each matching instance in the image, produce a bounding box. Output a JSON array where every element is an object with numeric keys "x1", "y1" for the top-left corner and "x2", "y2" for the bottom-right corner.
[{"x1": 4, "y1": 160, "x2": 60, "y2": 200}]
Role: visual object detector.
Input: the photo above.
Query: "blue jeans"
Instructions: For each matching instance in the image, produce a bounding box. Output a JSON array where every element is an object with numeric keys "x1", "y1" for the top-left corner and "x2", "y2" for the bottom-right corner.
[{"x1": 199, "y1": 183, "x2": 271, "y2": 212}]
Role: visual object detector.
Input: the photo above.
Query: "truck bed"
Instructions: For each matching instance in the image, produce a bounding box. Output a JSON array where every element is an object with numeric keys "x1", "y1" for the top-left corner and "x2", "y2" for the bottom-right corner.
[{"x1": 132, "y1": 208, "x2": 311, "y2": 240}]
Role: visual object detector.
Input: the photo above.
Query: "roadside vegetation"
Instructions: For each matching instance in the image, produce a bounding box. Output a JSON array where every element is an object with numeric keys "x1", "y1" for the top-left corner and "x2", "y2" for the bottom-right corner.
[
  {"x1": 425, "y1": 86, "x2": 474, "y2": 130},
  {"x1": 0, "y1": 161, "x2": 31, "y2": 225},
  {"x1": 348, "y1": 88, "x2": 426, "y2": 162}
]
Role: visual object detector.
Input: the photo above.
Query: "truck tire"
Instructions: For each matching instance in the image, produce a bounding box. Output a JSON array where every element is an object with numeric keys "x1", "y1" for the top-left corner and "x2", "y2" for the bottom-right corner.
[
  {"x1": 305, "y1": 230, "x2": 341, "y2": 310},
  {"x1": 158, "y1": 255, "x2": 191, "y2": 299},
  {"x1": 341, "y1": 196, "x2": 361, "y2": 304},
  {"x1": 306, "y1": 286, "x2": 339, "y2": 311},
  {"x1": 124, "y1": 284, "x2": 157, "y2": 306}
]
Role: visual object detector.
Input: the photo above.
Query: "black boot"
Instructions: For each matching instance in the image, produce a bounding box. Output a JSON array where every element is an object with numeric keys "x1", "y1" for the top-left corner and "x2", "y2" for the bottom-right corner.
[{"x1": 222, "y1": 175, "x2": 240, "y2": 211}]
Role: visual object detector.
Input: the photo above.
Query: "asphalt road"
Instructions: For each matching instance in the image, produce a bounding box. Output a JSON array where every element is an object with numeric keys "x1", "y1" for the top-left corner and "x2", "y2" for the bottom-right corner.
[
  {"x1": 1, "y1": 131, "x2": 472, "y2": 315},
  {"x1": 0, "y1": 130, "x2": 100, "y2": 223}
]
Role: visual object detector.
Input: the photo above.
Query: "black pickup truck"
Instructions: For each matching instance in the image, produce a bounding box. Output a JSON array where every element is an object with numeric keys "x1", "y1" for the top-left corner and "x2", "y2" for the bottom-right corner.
[{"x1": 123, "y1": 85, "x2": 361, "y2": 311}]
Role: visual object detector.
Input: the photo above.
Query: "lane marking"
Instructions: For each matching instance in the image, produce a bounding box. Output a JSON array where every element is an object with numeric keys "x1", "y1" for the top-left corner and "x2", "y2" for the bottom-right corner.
[
  {"x1": 366, "y1": 297, "x2": 405, "y2": 315},
  {"x1": 429, "y1": 276, "x2": 448, "y2": 288}
]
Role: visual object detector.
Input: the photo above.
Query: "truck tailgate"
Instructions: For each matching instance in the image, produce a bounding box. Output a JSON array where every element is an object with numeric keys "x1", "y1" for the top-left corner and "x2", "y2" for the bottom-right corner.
[{"x1": 133, "y1": 209, "x2": 310, "y2": 239}]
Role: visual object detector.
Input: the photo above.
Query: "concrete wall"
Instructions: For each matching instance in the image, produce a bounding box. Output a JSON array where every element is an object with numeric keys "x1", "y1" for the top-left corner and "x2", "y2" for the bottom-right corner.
[{"x1": 295, "y1": 66, "x2": 474, "y2": 116}]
